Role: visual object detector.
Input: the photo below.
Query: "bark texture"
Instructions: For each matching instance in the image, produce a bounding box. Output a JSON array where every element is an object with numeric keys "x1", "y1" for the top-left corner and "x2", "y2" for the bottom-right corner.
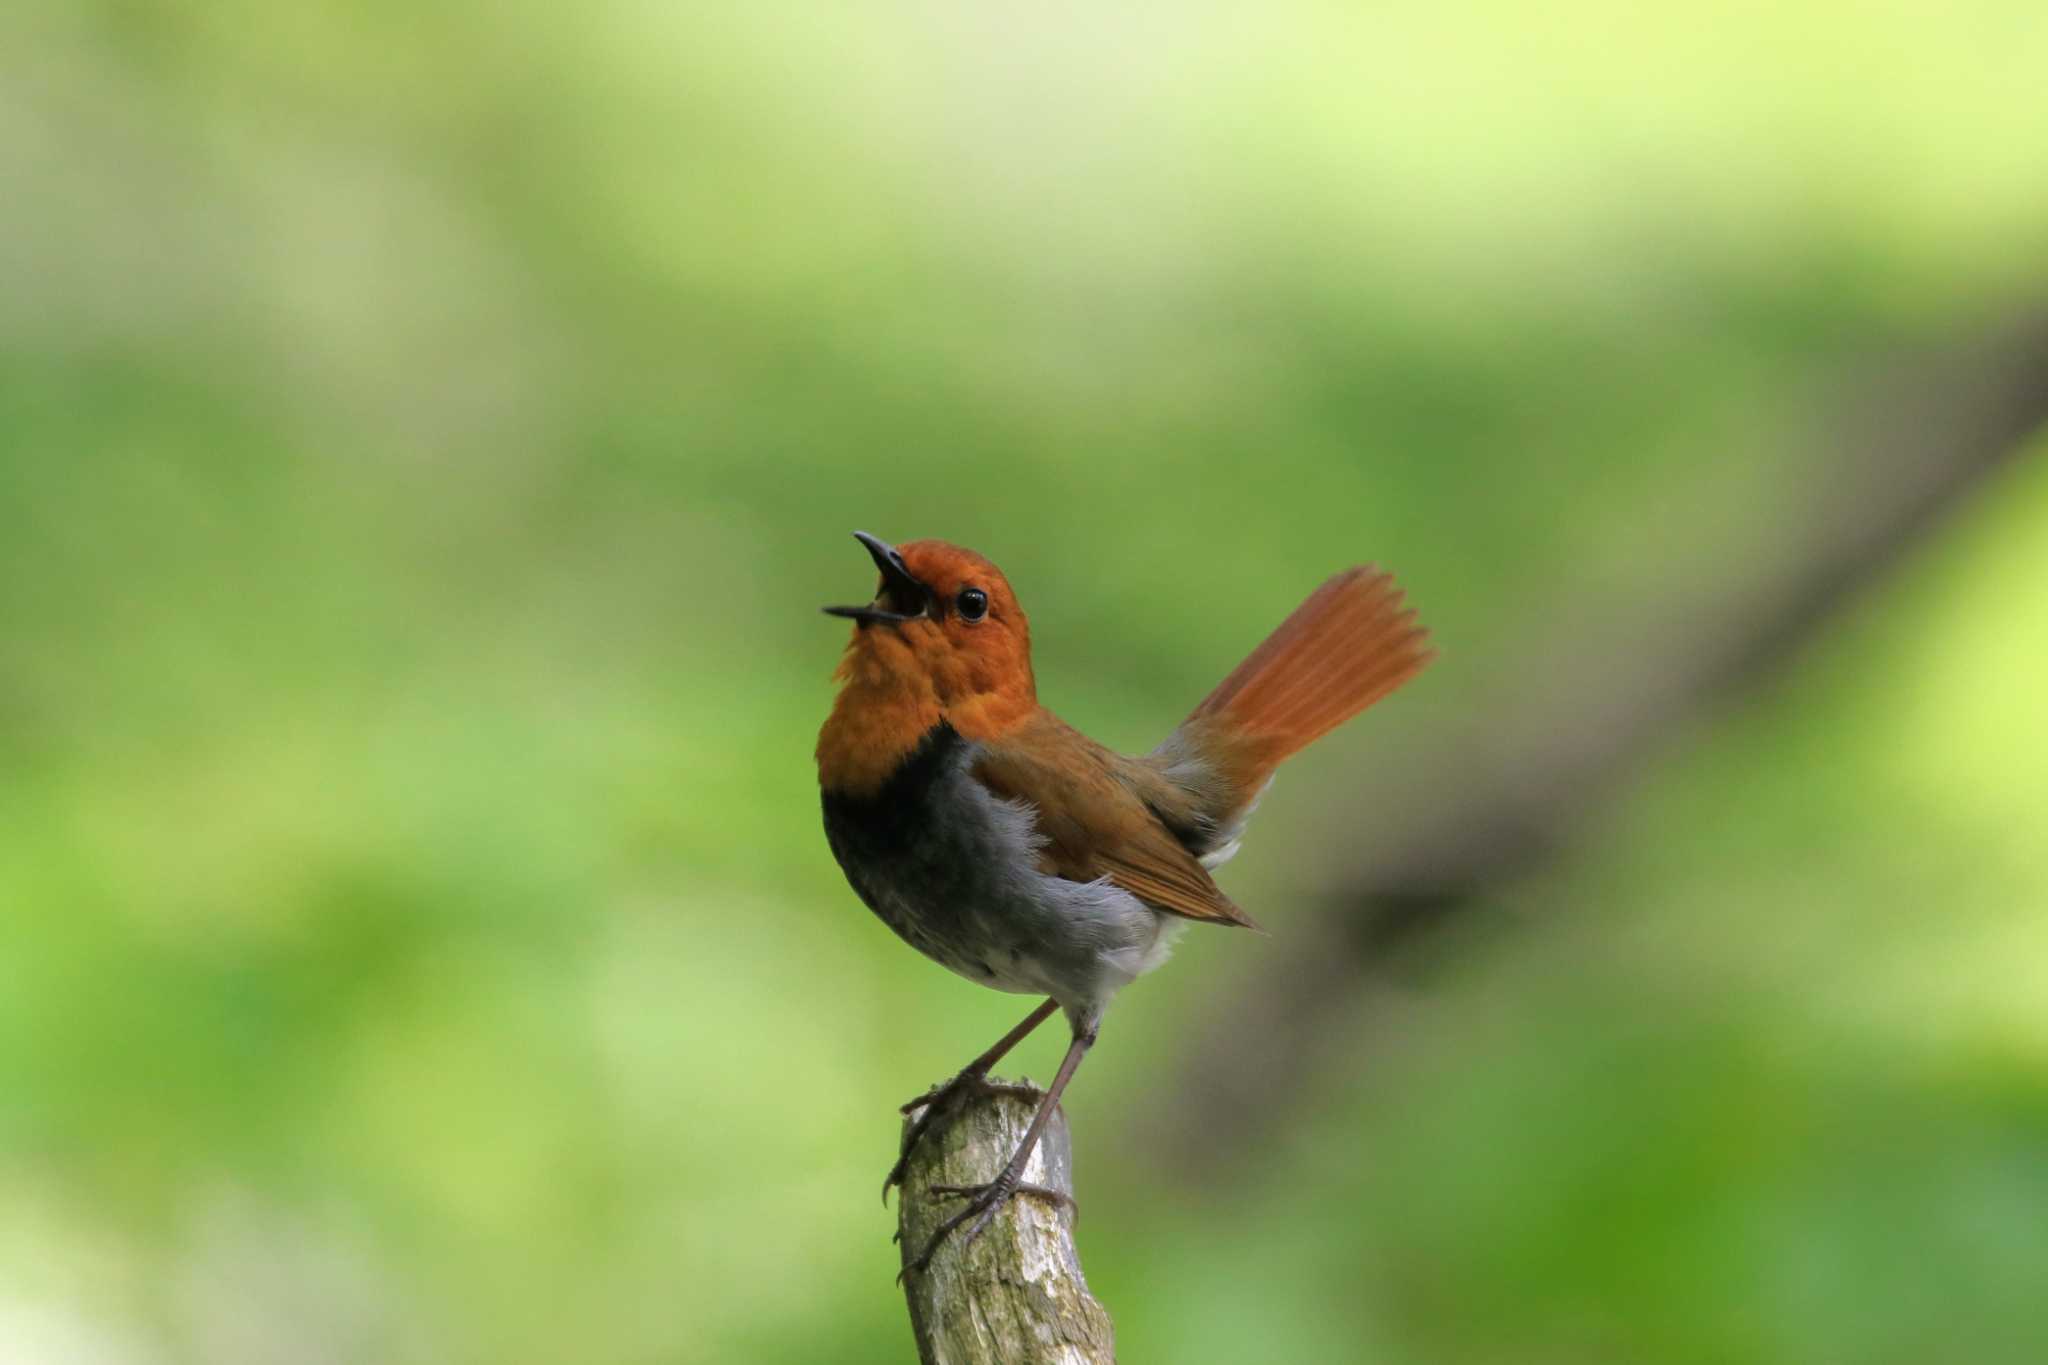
[{"x1": 897, "y1": 1081, "x2": 1115, "y2": 1365}]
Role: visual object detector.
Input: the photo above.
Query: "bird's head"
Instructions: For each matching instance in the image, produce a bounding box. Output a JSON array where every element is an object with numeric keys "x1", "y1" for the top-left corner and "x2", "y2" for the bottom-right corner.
[{"x1": 822, "y1": 532, "x2": 1036, "y2": 740}]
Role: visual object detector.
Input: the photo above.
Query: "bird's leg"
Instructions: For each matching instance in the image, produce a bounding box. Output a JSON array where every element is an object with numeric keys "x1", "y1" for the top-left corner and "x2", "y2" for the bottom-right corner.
[
  {"x1": 902, "y1": 1019, "x2": 1095, "y2": 1277},
  {"x1": 884, "y1": 997, "x2": 1059, "y2": 1202}
]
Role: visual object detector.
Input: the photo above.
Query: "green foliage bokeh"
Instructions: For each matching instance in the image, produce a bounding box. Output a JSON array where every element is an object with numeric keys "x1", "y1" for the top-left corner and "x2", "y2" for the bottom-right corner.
[{"x1": 3, "y1": 2, "x2": 2046, "y2": 1361}]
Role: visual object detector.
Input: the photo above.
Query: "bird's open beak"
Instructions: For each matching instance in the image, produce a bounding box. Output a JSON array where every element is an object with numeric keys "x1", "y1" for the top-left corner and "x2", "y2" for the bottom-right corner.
[{"x1": 822, "y1": 531, "x2": 931, "y2": 624}]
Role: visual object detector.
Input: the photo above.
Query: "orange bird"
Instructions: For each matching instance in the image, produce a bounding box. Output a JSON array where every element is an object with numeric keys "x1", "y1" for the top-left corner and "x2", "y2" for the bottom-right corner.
[{"x1": 818, "y1": 531, "x2": 1431, "y2": 1272}]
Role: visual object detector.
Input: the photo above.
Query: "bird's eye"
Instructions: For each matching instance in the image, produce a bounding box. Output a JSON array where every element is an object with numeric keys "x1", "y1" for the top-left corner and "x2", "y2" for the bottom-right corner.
[{"x1": 955, "y1": 587, "x2": 989, "y2": 621}]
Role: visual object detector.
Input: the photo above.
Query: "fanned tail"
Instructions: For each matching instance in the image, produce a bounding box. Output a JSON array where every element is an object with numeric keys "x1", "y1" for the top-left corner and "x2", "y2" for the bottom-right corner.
[{"x1": 1184, "y1": 566, "x2": 1432, "y2": 797}]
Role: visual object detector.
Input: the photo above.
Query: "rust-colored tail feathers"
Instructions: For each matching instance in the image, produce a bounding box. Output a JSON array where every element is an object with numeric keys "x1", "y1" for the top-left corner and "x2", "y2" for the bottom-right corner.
[{"x1": 1187, "y1": 566, "x2": 1432, "y2": 796}]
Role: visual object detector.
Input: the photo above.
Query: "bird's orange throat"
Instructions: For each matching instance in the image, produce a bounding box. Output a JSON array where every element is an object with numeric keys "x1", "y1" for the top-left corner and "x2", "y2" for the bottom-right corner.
[{"x1": 815, "y1": 621, "x2": 1035, "y2": 796}]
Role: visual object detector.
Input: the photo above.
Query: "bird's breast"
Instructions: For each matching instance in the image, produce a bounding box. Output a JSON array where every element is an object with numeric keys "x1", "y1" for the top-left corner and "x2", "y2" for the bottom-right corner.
[{"x1": 819, "y1": 722, "x2": 1160, "y2": 1008}]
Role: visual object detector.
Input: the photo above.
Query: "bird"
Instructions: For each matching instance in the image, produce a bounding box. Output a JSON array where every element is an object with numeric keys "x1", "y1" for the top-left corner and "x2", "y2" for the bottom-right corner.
[{"x1": 816, "y1": 530, "x2": 1432, "y2": 1273}]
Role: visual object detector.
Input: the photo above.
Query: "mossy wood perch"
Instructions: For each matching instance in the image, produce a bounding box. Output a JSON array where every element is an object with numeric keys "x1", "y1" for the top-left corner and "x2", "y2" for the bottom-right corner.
[{"x1": 896, "y1": 1080, "x2": 1116, "y2": 1364}]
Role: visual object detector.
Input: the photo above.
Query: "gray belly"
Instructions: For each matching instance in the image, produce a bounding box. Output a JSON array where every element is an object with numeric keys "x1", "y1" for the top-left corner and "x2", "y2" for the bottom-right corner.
[{"x1": 821, "y1": 724, "x2": 1167, "y2": 1015}]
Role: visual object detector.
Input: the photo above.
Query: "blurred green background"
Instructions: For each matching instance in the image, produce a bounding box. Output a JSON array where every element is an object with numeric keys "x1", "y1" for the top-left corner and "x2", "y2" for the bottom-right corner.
[{"x1": 4, "y1": 1, "x2": 2047, "y2": 1361}]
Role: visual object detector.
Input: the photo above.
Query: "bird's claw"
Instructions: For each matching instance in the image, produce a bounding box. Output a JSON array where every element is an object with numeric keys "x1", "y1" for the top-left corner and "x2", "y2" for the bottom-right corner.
[
  {"x1": 884, "y1": 1074, "x2": 1046, "y2": 1203},
  {"x1": 897, "y1": 1081, "x2": 952, "y2": 1116},
  {"x1": 897, "y1": 1177, "x2": 1075, "y2": 1279},
  {"x1": 933, "y1": 1180, "x2": 1075, "y2": 1217},
  {"x1": 883, "y1": 1085, "x2": 966, "y2": 1205},
  {"x1": 899, "y1": 1077, "x2": 1044, "y2": 1115}
]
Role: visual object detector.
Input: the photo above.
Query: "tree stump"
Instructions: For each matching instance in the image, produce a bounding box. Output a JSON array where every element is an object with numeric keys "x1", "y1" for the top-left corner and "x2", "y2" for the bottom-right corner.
[{"x1": 896, "y1": 1079, "x2": 1116, "y2": 1364}]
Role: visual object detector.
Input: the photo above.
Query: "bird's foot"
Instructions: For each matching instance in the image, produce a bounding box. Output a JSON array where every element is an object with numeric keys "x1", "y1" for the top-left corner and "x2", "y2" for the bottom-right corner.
[
  {"x1": 897, "y1": 1175, "x2": 1075, "y2": 1279},
  {"x1": 883, "y1": 1073, "x2": 1045, "y2": 1203},
  {"x1": 899, "y1": 1076, "x2": 1044, "y2": 1115}
]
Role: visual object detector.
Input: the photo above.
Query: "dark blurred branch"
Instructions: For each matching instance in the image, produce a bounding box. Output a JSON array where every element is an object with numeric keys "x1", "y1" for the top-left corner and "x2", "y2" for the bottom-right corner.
[
  {"x1": 898, "y1": 1082, "x2": 1115, "y2": 1364},
  {"x1": 1150, "y1": 310, "x2": 2048, "y2": 1172}
]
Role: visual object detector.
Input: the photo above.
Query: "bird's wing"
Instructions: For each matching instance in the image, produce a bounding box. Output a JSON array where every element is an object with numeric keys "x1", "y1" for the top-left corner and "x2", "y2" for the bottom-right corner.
[{"x1": 973, "y1": 716, "x2": 1261, "y2": 930}]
